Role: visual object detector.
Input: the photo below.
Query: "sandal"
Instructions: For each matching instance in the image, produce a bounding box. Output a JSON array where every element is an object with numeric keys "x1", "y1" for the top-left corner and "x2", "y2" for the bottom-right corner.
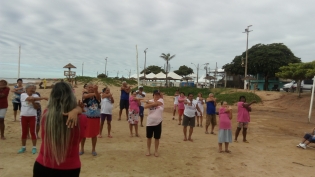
[
  {"x1": 92, "y1": 151, "x2": 97, "y2": 156},
  {"x1": 225, "y1": 150, "x2": 231, "y2": 153},
  {"x1": 97, "y1": 135, "x2": 102, "y2": 138},
  {"x1": 218, "y1": 150, "x2": 224, "y2": 153},
  {"x1": 108, "y1": 135, "x2": 113, "y2": 138},
  {"x1": 243, "y1": 140, "x2": 249, "y2": 143},
  {"x1": 210, "y1": 132, "x2": 216, "y2": 135},
  {"x1": 79, "y1": 151, "x2": 84, "y2": 155}
]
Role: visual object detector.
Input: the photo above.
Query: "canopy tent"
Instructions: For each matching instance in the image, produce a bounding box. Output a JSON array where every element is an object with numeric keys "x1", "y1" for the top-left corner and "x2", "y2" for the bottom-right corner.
[
  {"x1": 187, "y1": 73, "x2": 198, "y2": 79},
  {"x1": 167, "y1": 72, "x2": 182, "y2": 80},
  {"x1": 145, "y1": 73, "x2": 156, "y2": 79},
  {"x1": 155, "y1": 72, "x2": 166, "y2": 79}
]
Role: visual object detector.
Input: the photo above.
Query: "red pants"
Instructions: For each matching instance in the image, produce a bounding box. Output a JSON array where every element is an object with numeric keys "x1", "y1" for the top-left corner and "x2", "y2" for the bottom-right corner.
[{"x1": 21, "y1": 116, "x2": 37, "y2": 140}]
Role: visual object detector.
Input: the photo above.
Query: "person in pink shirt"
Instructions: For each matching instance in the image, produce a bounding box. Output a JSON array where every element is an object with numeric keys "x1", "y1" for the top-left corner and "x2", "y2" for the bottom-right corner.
[
  {"x1": 128, "y1": 91, "x2": 143, "y2": 137},
  {"x1": 234, "y1": 96, "x2": 256, "y2": 143},
  {"x1": 144, "y1": 90, "x2": 163, "y2": 157},
  {"x1": 177, "y1": 92, "x2": 186, "y2": 125},
  {"x1": 34, "y1": 82, "x2": 85, "y2": 177},
  {"x1": 218, "y1": 101, "x2": 232, "y2": 153}
]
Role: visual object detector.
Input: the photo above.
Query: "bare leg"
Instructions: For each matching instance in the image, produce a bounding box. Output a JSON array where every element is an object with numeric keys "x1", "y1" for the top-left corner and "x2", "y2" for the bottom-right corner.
[
  {"x1": 140, "y1": 116, "x2": 144, "y2": 126},
  {"x1": 154, "y1": 139, "x2": 160, "y2": 157},
  {"x1": 205, "y1": 125, "x2": 209, "y2": 133},
  {"x1": 183, "y1": 126, "x2": 187, "y2": 141},
  {"x1": 200, "y1": 116, "x2": 203, "y2": 127},
  {"x1": 211, "y1": 124, "x2": 216, "y2": 133},
  {"x1": 146, "y1": 138, "x2": 152, "y2": 156},
  {"x1": 14, "y1": 111, "x2": 17, "y2": 121},
  {"x1": 99, "y1": 120, "x2": 105, "y2": 137},
  {"x1": 0, "y1": 119, "x2": 5, "y2": 139},
  {"x1": 188, "y1": 127, "x2": 193, "y2": 141},
  {"x1": 235, "y1": 127, "x2": 241, "y2": 141},
  {"x1": 242, "y1": 128, "x2": 248, "y2": 142},
  {"x1": 91, "y1": 137, "x2": 97, "y2": 152},
  {"x1": 125, "y1": 109, "x2": 129, "y2": 121},
  {"x1": 135, "y1": 124, "x2": 139, "y2": 136},
  {"x1": 107, "y1": 121, "x2": 111, "y2": 137},
  {"x1": 178, "y1": 115, "x2": 182, "y2": 125},
  {"x1": 36, "y1": 124, "x2": 40, "y2": 139},
  {"x1": 218, "y1": 143, "x2": 223, "y2": 152},
  {"x1": 80, "y1": 138, "x2": 86, "y2": 153},
  {"x1": 118, "y1": 109, "x2": 123, "y2": 120},
  {"x1": 196, "y1": 116, "x2": 199, "y2": 126},
  {"x1": 224, "y1": 142, "x2": 229, "y2": 152},
  {"x1": 129, "y1": 124, "x2": 133, "y2": 136}
]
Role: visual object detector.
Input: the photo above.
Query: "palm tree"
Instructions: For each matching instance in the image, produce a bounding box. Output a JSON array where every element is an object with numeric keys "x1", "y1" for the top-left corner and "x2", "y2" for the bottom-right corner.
[{"x1": 160, "y1": 53, "x2": 176, "y2": 87}]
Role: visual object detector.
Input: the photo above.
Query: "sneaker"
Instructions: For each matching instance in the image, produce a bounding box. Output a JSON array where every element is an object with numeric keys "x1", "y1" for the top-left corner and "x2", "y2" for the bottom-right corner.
[
  {"x1": 32, "y1": 148, "x2": 37, "y2": 154},
  {"x1": 299, "y1": 143, "x2": 306, "y2": 149},
  {"x1": 18, "y1": 147, "x2": 26, "y2": 154},
  {"x1": 296, "y1": 143, "x2": 302, "y2": 147}
]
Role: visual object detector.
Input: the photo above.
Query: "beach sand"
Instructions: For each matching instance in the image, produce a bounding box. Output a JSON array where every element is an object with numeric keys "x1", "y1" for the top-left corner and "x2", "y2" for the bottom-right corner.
[{"x1": 1, "y1": 84, "x2": 315, "y2": 177}]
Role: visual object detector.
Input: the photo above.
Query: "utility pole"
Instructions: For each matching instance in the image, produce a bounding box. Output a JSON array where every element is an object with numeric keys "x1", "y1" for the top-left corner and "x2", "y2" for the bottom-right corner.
[
  {"x1": 204, "y1": 63, "x2": 209, "y2": 88},
  {"x1": 18, "y1": 45, "x2": 21, "y2": 78},
  {"x1": 191, "y1": 63, "x2": 199, "y2": 86},
  {"x1": 105, "y1": 57, "x2": 108, "y2": 76},
  {"x1": 214, "y1": 62, "x2": 217, "y2": 88},
  {"x1": 144, "y1": 48, "x2": 148, "y2": 79},
  {"x1": 82, "y1": 62, "x2": 84, "y2": 76},
  {"x1": 243, "y1": 25, "x2": 253, "y2": 90}
]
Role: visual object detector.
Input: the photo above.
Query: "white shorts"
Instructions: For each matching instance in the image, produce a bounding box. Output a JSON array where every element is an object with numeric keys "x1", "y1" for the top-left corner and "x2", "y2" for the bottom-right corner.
[{"x1": 0, "y1": 108, "x2": 7, "y2": 118}]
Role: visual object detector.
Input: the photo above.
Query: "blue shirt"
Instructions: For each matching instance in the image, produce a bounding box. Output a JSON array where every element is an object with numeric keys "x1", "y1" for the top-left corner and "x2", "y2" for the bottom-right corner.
[
  {"x1": 206, "y1": 101, "x2": 216, "y2": 114},
  {"x1": 83, "y1": 93, "x2": 100, "y2": 118},
  {"x1": 120, "y1": 90, "x2": 129, "y2": 100}
]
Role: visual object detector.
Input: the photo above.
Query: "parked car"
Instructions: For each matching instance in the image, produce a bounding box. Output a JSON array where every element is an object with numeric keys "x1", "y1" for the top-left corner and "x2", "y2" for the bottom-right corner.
[
  {"x1": 282, "y1": 79, "x2": 313, "y2": 92},
  {"x1": 282, "y1": 81, "x2": 295, "y2": 92}
]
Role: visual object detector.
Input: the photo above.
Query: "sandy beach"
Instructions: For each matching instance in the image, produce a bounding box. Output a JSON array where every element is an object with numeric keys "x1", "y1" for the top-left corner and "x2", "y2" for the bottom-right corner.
[{"x1": 1, "y1": 83, "x2": 315, "y2": 177}]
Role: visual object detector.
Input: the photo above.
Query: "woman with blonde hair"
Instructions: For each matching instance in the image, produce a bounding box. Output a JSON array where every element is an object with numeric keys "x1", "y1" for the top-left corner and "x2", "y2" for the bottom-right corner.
[{"x1": 33, "y1": 82, "x2": 86, "y2": 177}]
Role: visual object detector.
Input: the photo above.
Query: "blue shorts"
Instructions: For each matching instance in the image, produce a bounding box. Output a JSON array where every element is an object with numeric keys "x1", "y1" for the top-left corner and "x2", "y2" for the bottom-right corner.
[{"x1": 139, "y1": 106, "x2": 144, "y2": 117}]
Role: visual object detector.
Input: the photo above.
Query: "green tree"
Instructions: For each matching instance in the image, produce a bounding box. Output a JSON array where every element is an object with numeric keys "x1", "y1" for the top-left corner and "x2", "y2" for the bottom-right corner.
[
  {"x1": 223, "y1": 43, "x2": 301, "y2": 90},
  {"x1": 160, "y1": 53, "x2": 176, "y2": 87},
  {"x1": 276, "y1": 62, "x2": 315, "y2": 96},
  {"x1": 97, "y1": 73, "x2": 107, "y2": 78},
  {"x1": 174, "y1": 65, "x2": 194, "y2": 77},
  {"x1": 140, "y1": 65, "x2": 165, "y2": 74}
]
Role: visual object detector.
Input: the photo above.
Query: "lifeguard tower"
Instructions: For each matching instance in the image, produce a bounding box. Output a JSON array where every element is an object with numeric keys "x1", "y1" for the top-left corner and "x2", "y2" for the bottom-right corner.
[{"x1": 63, "y1": 63, "x2": 76, "y2": 85}]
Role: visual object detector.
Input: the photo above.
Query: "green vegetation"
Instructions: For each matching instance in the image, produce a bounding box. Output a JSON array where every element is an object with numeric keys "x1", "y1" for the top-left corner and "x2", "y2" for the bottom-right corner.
[
  {"x1": 137, "y1": 86, "x2": 261, "y2": 105},
  {"x1": 76, "y1": 76, "x2": 137, "y2": 87}
]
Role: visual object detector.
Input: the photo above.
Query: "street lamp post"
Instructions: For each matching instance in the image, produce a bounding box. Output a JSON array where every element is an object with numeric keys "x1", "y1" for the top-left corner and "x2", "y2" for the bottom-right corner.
[
  {"x1": 144, "y1": 48, "x2": 148, "y2": 79},
  {"x1": 243, "y1": 25, "x2": 253, "y2": 90},
  {"x1": 105, "y1": 57, "x2": 108, "y2": 76},
  {"x1": 204, "y1": 63, "x2": 209, "y2": 87},
  {"x1": 191, "y1": 63, "x2": 199, "y2": 86}
]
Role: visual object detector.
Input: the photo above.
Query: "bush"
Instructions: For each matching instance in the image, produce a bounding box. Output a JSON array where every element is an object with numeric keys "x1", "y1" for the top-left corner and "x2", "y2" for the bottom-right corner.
[{"x1": 137, "y1": 86, "x2": 261, "y2": 104}]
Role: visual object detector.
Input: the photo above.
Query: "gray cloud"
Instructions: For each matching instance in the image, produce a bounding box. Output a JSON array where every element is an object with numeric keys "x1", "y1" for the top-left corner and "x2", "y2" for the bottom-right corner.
[{"x1": 1, "y1": 0, "x2": 315, "y2": 78}]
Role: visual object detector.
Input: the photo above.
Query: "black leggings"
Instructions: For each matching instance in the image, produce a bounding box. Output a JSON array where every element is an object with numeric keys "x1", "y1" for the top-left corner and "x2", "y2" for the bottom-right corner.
[{"x1": 33, "y1": 161, "x2": 80, "y2": 177}]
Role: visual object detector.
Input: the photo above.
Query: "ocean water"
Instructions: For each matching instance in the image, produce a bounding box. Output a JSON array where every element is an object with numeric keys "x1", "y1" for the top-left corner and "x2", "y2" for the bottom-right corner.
[{"x1": 0, "y1": 78, "x2": 41, "y2": 84}]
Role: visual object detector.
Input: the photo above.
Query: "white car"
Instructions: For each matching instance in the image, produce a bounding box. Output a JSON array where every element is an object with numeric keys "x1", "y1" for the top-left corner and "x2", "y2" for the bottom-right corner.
[{"x1": 282, "y1": 81, "x2": 295, "y2": 92}]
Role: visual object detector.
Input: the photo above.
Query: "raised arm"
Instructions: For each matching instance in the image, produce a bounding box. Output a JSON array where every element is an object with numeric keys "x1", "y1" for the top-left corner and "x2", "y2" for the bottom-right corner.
[
  {"x1": 144, "y1": 100, "x2": 163, "y2": 109},
  {"x1": 242, "y1": 100, "x2": 256, "y2": 108},
  {"x1": 94, "y1": 85, "x2": 101, "y2": 101}
]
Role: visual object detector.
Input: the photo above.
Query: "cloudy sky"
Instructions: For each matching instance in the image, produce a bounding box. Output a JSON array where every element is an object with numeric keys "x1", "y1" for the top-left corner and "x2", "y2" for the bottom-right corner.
[{"x1": 1, "y1": 0, "x2": 314, "y2": 78}]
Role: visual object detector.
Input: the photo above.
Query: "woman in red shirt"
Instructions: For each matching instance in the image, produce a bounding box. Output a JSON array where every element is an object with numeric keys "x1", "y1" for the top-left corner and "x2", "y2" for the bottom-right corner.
[
  {"x1": 33, "y1": 82, "x2": 86, "y2": 177},
  {"x1": 0, "y1": 80, "x2": 10, "y2": 140}
]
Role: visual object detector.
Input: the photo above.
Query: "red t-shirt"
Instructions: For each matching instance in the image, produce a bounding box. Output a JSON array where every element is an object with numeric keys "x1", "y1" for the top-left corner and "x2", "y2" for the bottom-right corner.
[
  {"x1": 36, "y1": 111, "x2": 87, "y2": 170},
  {"x1": 0, "y1": 87, "x2": 10, "y2": 109}
]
